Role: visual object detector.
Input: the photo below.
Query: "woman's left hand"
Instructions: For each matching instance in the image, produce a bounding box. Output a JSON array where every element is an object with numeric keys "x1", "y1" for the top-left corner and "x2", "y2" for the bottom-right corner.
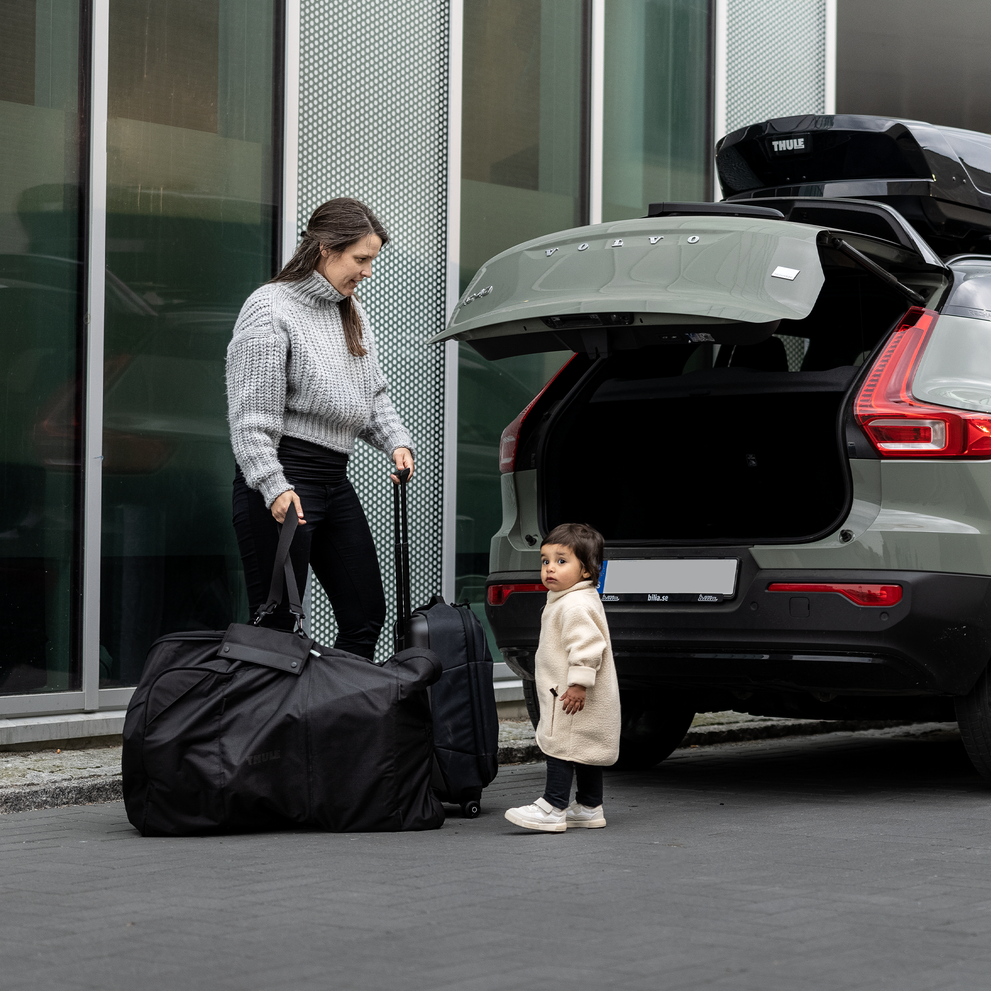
[{"x1": 391, "y1": 447, "x2": 414, "y2": 483}]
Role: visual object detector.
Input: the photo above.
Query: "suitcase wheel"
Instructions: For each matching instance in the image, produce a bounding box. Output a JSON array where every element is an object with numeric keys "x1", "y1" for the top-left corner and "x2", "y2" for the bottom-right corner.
[{"x1": 461, "y1": 800, "x2": 481, "y2": 819}]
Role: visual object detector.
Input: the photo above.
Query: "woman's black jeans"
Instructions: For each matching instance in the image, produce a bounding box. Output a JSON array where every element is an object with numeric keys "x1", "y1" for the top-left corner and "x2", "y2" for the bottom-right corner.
[
  {"x1": 232, "y1": 466, "x2": 386, "y2": 660},
  {"x1": 542, "y1": 754, "x2": 603, "y2": 810}
]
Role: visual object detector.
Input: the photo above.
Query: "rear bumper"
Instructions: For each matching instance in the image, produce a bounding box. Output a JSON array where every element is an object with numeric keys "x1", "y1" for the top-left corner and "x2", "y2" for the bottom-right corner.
[{"x1": 485, "y1": 565, "x2": 991, "y2": 697}]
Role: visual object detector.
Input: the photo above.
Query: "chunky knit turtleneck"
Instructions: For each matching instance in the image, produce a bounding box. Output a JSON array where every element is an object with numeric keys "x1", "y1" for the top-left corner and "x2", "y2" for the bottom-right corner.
[{"x1": 226, "y1": 271, "x2": 414, "y2": 507}]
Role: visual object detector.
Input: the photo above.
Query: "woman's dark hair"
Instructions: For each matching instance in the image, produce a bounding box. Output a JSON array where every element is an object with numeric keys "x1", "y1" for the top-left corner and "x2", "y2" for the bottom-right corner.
[
  {"x1": 270, "y1": 197, "x2": 389, "y2": 357},
  {"x1": 541, "y1": 523, "x2": 604, "y2": 586}
]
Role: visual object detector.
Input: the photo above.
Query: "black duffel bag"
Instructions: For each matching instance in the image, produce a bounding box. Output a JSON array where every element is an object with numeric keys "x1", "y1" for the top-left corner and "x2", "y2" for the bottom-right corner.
[{"x1": 122, "y1": 506, "x2": 445, "y2": 836}]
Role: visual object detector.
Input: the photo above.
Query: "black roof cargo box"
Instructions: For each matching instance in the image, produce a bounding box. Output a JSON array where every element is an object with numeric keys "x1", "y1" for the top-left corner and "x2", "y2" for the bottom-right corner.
[{"x1": 716, "y1": 115, "x2": 991, "y2": 256}]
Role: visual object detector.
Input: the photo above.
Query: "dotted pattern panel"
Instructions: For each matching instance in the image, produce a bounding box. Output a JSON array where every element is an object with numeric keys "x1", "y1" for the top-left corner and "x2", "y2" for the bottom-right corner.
[
  {"x1": 777, "y1": 334, "x2": 810, "y2": 372},
  {"x1": 298, "y1": 1, "x2": 449, "y2": 660},
  {"x1": 725, "y1": 0, "x2": 827, "y2": 135}
]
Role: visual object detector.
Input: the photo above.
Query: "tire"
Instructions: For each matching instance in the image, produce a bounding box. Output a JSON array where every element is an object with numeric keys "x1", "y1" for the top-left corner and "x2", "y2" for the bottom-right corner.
[
  {"x1": 955, "y1": 664, "x2": 991, "y2": 782},
  {"x1": 523, "y1": 678, "x2": 540, "y2": 729},
  {"x1": 613, "y1": 691, "x2": 696, "y2": 771}
]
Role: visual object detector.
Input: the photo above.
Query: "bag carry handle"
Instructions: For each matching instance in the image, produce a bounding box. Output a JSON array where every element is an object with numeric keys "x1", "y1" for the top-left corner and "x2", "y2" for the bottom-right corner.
[
  {"x1": 392, "y1": 467, "x2": 412, "y2": 651},
  {"x1": 254, "y1": 502, "x2": 306, "y2": 633}
]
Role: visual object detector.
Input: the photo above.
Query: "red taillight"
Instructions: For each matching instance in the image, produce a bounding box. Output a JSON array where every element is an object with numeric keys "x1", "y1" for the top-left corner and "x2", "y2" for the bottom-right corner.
[
  {"x1": 768, "y1": 582, "x2": 903, "y2": 606},
  {"x1": 854, "y1": 307, "x2": 991, "y2": 458},
  {"x1": 486, "y1": 583, "x2": 546, "y2": 606},
  {"x1": 499, "y1": 355, "x2": 577, "y2": 473},
  {"x1": 101, "y1": 431, "x2": 177, "y2": 473},
  {"x1": 34, "y1": 355, "x2": 132, "y2": 469}
]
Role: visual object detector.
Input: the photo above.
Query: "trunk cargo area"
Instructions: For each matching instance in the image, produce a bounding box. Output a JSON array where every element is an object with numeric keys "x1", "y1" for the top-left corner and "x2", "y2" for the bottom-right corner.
[
  {"x1": 540, "y1": 268, "x2": 913, "y2": 544},
  {"x1": 543, "y1": 355, "x2": 855, "y2": 543}
]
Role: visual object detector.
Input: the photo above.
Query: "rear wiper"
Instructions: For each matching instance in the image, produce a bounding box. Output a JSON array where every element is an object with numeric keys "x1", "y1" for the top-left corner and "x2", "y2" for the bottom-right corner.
[{"x1": 824, "y1": 235, "x2": 926, "y2": 306}]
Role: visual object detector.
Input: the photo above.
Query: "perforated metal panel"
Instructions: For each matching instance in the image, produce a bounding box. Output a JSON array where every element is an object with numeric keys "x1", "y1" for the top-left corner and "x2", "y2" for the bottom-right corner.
[
  {"x1": 297, "y1": 1, "x2": 449, "y2": 659},
  {"x1": 778, "y1": 334, "x2": 810, "y2": 372},
  {"x1": 725, "y1": 0, "x2": 827, "y2": 134}
]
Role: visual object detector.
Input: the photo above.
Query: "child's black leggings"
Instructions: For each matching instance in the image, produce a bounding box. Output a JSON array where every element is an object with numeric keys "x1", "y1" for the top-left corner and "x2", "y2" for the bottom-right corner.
[{"x1": 543, "y1": 755, "x2": 603, "y2": 810}]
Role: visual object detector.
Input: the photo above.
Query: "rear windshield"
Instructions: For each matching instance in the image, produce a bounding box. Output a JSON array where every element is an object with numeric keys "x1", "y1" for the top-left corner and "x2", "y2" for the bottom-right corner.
[
  {"x1": 725, "y1": 254, "x2": 911, "y2": 372},
  {"x1": 581, "y1": 250, "x2": 914, "y2": 384}
]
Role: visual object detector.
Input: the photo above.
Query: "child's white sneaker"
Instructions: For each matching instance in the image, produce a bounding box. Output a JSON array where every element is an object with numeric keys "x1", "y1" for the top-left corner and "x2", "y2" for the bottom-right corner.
[
  {"x1": 504, "y1": 797, "x2": 568, "y2": 832},
  {"x1": 566, "y1": 800, "x2": 606, "y2": 828}
]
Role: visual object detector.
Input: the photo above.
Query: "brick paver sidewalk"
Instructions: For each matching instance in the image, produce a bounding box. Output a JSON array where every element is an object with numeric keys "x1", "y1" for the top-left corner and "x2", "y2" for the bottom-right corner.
[{"x1": 2, "y1": 724, "x2": 989, "y2": 991}]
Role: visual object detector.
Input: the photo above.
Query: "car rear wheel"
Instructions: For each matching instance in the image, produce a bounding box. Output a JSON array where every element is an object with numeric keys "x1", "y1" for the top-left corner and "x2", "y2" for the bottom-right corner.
[
  {"x1": 614, "y1": 691, "x2": 696, "y2": 770},
  {"x1": 955, "y1": 664, "x2": 991, "y2": 782}
]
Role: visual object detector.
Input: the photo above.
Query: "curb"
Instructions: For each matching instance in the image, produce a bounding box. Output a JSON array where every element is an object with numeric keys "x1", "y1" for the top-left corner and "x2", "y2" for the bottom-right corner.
[
  {"x1": 0, "y1": 776, "x2": 123, "y2": 815},
  {"x1": 495, "y1": 717, "x2": 929, "y2": 766},
  {"x1": 0, "y1": 718, "x2": 940, "y2": 814}
]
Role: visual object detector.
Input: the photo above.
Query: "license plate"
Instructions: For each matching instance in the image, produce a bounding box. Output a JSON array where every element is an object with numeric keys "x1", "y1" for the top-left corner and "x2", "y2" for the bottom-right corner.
[{"x1": 597, "y1": 559, "x2": 739, "y2": 603}]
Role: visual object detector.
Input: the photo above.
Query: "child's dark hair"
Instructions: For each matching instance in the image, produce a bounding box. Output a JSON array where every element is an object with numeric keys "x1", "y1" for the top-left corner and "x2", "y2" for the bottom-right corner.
[{"x1": 541, "y1": 523, "x2": 604, "y2": 585}]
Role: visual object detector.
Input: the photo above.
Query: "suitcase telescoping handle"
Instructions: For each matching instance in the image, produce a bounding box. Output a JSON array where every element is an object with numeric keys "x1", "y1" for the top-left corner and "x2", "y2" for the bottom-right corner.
[
  {"x1": 253, "y1": 502, "x2": 307, "y2": 634},
  {"x1": 392, "y1": 467, "x2": 412, "y2": 652}
]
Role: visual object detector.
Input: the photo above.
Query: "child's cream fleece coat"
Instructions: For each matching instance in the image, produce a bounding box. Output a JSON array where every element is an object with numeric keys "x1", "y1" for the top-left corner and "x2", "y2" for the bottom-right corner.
[{"x1": 534, "y1": 580, "x2": 621, "y2": 766}]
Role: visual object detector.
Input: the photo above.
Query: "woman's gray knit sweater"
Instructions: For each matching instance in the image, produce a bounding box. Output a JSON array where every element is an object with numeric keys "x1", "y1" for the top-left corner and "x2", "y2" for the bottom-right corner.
[{"x1": 226, "y1": 270, "x2": 413, "y2": 508}]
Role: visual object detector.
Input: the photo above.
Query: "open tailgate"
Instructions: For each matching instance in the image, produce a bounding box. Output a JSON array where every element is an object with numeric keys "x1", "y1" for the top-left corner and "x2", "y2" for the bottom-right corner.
[{"x1": 432, "y1": 215, "x2": 948, "y2": 359}]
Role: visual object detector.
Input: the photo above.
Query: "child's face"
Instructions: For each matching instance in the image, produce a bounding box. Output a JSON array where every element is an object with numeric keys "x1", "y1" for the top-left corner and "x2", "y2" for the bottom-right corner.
[{"x1": 540, "y1": 543, "x2": 590, "y2": 592}]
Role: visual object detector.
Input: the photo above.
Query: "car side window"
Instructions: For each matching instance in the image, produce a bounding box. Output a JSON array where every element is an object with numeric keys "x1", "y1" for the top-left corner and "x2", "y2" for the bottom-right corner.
[{"x1": 913, "y1": 313, "x2": 991, "y2": 413}]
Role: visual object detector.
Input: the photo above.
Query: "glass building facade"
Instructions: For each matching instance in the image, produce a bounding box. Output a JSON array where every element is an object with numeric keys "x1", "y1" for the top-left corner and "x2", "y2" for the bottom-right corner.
[
  {"x1": 0, "y1": 0, "x2": 282, "y2": 703},
  {"x1": 99, "y1": 0, "x2": 280, "y2": 686},
  {"x1": 0, "y1": 0, "x2": 85, "y2": 695},
  {"x1": 2, "y1": 0, "x2": 842, "y2": 729},
  {"x1": 454, "y1": 0, "x2": 713, "y2": 599},
  {"x1": 602, "y1": 0, "x2": 710, "y2": 220}
]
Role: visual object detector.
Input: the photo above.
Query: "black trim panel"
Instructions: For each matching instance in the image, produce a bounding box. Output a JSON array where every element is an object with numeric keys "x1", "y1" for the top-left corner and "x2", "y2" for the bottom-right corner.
[{"x1": 485, "y1": 565, "x2": 991, "y2": 696}]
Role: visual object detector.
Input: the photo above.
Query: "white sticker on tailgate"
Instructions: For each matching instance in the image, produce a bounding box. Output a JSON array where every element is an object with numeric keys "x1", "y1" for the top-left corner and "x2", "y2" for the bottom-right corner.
[{"x1": 597, "y1": 559, "x2": 739, "y2": 603}]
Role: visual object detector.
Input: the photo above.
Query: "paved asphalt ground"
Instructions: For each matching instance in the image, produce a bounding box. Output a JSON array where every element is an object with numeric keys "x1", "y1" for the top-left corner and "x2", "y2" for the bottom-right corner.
[{"x1": 2, "y1": 725, "x2": 990, "y2": 991}]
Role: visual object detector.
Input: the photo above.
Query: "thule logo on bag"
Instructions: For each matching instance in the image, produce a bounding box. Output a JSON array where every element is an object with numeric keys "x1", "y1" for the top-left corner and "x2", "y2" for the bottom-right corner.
[
  {"x1": 770, "y1": 135, "x2": 809, "y2": 155},
  {"x1": 247, "y1": 749, "x2": 281, "y2": 766}
]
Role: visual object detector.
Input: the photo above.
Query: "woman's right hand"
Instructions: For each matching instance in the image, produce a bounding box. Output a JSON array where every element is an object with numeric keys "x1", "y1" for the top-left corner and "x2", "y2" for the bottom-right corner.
[{"x1": 271, "y1": 489, "x2": 306, "y2": 525}]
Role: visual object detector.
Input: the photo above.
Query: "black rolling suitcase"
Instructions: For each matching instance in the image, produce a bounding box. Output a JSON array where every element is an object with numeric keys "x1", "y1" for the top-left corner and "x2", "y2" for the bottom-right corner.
[
  {"x1": 391, "y1": 469, "x2": 499, "y2": 818},
  {"x1": 122, "y1": 506, "x2": 445, "y2": 836}
]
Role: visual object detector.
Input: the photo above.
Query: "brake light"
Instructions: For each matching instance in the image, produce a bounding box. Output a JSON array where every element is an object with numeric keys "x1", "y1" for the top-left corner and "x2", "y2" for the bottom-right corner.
[
  {"x1": 499, "y1": 355, "x2": 577, "y2": 473},
  {"x1": 101, "y1": 431, "x2": 177, "y2": 473},
  {"x1": 768, "y1": 582, "x2": 902, "y2": 606},
  {"x1": 854, "y1": 307, "x2": 991, "y2": 457},
  {"x1": 487, "y1": 583, "x2": 546, "y2": 606},
  {"x1": 34, "y1": 355, "x2": 131, "y2": 469}
]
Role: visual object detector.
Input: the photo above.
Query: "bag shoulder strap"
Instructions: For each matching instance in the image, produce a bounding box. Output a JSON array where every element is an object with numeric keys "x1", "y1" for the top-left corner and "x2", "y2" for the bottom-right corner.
[
  {"x1": 392, "y1": 468, "x2": 411, "y2": 651},
  {"x1": 255, "y1": 503, "x2": 304, "y2": 627}
]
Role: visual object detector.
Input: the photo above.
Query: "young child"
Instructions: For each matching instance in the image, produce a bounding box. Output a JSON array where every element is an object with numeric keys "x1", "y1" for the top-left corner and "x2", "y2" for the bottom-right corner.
[{"x1": 505, "y1": 523, "x2": 620, "y2": 832}]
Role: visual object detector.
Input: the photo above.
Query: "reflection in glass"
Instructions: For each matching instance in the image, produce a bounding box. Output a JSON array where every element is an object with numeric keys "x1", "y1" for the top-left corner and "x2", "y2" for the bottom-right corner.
[
  {"x1": 603, "y1": 0, "x2": 710, "y2": 221},
  {"x1": 458, "y1": 1, "x2": 711, "y2": 604},
  {"x1": 457, "y1": 0, "x2": 587, "y2": 601},
  {"x1": 0, "y1": 0, "x2": 83, "y2": 694},
  {"x1": 460, "y1": 0, "x2": 586, "y2": 290},
  {"x1": 100, "y1": 0, "x2": 279, "y2": 685},
  {"x1": 456, "y1": 347, "x2": 570, "y2": 593}
]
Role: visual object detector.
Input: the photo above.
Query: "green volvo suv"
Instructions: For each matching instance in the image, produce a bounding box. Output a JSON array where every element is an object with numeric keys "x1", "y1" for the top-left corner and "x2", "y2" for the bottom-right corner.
[{"x1": 432, "y1": 115, "x2": 991, "y2": 780}]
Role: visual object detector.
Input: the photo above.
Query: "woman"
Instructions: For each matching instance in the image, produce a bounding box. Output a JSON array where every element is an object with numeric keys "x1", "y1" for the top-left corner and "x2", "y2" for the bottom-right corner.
[{"x1": 226, "y1": 198, "x2": 414, "y2": 659}]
